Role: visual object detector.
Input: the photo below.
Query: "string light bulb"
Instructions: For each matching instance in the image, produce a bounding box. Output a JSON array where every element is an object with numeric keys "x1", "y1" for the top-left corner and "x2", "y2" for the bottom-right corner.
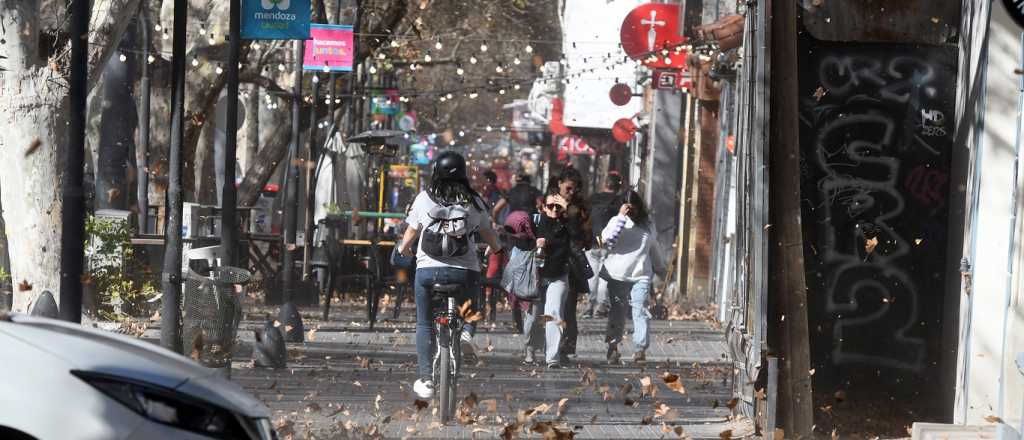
[
  {"x1": 480, "y1": 43, "x2": 488, "y2": 52},
  {"x1": 191, "y1": 57, "x2": 199, "y2": 67},
  {"x1": 495, "y1": 64, "x2": 504, "y2": 73},
  {"x1": 514, "y1": 84, "x2": 521, "y2": 90},
  {"x1": 147, "y1": 55, "x2": 155, "y2": 64},
  {"x1": 252, "y1": 42, "x2": 261, "y2": 50},
  {"x1": 470, "y1": 56, "x2": 478, "y2": 64},
  {"x1": 435, "y1": 39, "x2": 443, "y2": 50},
  {"x1": 199, "y1": 25, "x2": 207, "y2": 35},
  {"x1": 424, "y1": 52, "x2": 432, "y2": 62},
  {"x1": 391, "y1": 40, "x2": 400, "y2": 48},
  {"x1": 119, "y1": 53, "x2": 127, "y2": 62},
  {"x1": 513, "y1": 57, "x2": 521, "y2": 65},
  {"x1": 278, "y1": 63, "x2": 286, "y2": 72},
  {"x1": 525, "y1": 44, "x2": 533, "y2": 53},
  {"x1": 456, "y1": 66, "x2": 465, "y2": 75},
  {"x1": 215, "y1": 64, "x2": 223, "y2": 74},
  {"x1": 369, "y1": 65, "x2": 378, "y2": 74},
  {"x1": 154, "y1": 24, "x2": 162, "y2": 32},
  {"x1": 162, "y1": 30, "x2": 169, "y2": 40},
  {"x1": 446, "y1": 93, "x2": 453, "y2": 99},
  {"x1": 209, "y1": 34, "x2": 216, "y2": 45}
]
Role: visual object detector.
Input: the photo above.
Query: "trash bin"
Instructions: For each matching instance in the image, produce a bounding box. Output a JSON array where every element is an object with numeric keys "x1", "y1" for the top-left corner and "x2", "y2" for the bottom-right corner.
[{"x1": 181, "y1": 265, "x2": 251, "y2": 376}]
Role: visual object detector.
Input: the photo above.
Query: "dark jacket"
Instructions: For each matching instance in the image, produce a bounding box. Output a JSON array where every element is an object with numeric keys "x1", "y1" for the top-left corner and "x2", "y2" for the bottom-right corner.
[{"x1": 535, "y1": 215, "x2": 571, "y2": 278}]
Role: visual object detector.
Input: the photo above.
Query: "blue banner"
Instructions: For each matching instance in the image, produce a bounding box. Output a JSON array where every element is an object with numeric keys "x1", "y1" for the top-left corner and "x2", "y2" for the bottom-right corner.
[{"x1": 241, "y1": 0, "x2": 311, "y2": 40}]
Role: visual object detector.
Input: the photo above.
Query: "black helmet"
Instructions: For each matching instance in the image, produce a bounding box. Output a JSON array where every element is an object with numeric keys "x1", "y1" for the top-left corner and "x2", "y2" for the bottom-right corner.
[{"x1": 432, "y1": 151, "x2": 467, "y2": 181}]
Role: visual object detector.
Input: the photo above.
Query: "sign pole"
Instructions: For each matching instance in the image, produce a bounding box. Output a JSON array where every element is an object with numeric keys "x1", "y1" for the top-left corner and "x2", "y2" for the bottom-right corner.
[
  {"x1": 221, "y1": 0, "x2": 241, "y2": 266},
  {"x1": 278, "y1": 39, "x2": 306, "y2": 343}
]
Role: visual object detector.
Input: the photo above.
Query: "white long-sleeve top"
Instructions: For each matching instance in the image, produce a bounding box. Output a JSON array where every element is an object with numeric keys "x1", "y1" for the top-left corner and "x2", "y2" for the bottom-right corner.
[{"x1": 600, "y1": 214, "x2": 667, "y2": 283}]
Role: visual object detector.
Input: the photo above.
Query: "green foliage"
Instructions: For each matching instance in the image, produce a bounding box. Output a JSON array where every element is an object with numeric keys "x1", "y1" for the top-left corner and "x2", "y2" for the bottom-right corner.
[
  {"x1": 85, "y1": 215, "x2": 157, "y2": 321},
  {"x1": 324, "y1": 202, "x2": 343, "y2": 216},
  {"x1": 0, "y1": 266, "x2": 9, "y2": 284}
]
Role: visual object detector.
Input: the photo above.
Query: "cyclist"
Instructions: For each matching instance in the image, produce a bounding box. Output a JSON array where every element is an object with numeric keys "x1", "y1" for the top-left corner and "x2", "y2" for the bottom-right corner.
[{"x1": 398, "y1": 151, "x2": 501, "y2": 400}]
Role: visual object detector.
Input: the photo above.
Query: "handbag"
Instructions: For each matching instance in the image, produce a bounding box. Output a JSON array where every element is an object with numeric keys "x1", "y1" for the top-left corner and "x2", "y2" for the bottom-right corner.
[
  {"x1": 501, "y1": 247, "x2": 541, "y2": 301},
  {"x1": 570, "y1": 247, "x2": 594, "y2": 280}
]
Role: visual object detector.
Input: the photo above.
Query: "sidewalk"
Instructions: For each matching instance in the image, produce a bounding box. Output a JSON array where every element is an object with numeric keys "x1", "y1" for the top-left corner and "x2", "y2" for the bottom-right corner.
[{"x1": 149, "y1": 304, "x2": 754, "y2": 439}]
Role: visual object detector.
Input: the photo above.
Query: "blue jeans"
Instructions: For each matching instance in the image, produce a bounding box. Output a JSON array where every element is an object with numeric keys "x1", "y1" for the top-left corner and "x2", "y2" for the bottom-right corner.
[
  {"x1": 414, "y1": 267, "x2": 481, "y2": 380},
  {"x1": 606, "y1": 278, "x2": 652, "y2": 350}
]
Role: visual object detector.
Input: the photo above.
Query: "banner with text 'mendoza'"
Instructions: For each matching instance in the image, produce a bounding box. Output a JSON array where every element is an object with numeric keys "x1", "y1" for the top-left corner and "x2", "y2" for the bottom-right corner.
[{"x1": 242, "y1": 0, "x2": 311, "y2": 40}]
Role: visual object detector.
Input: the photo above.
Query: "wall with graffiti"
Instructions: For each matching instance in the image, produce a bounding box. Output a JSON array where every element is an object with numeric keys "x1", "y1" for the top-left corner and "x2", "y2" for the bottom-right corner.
[{"x1": 797, "y1": 35, "x2": 958, "y2": 397}]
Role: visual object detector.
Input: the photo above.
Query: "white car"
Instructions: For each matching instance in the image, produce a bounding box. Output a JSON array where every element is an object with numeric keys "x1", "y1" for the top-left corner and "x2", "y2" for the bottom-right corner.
[{"x1": 0, "y1": 313, "x2": 277, "y2": 440}]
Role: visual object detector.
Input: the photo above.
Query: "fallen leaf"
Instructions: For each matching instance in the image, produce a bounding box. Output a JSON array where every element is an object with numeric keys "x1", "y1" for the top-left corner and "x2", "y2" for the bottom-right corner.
[
  {"x1": 17, "y1": 280, "x2": 32, "y2": 292},
  {"x1": 304, "y1": 402, "x2": 321, "y2": 412},
  {"x1": 720, "y1": 429, "x2": 733, "y2": 439},
  {"x1": 985, "y1": 415, "x2": 1005, "y2": 424},
  {"x1": 725, "y1": 397, "x2": 739, "y2": 410},
  {"x1": 307, "y1": 328, "x2": 317, "y2": 341},
  {"x1": 353, "y1": 380, "x2": 363, "y2": 388},
  {"x1": 641, "y1": 415, "x2": 653, "y2": 425},
  {"x1": 813, "y1": 86, "x2": 828, "y2": 101},
  {"x1": 556, "y1": 398, "x2": 569, "y2": 417},
  {"x1": 661, "y1": 372, "x2": 686, "y2": 394},
  {"x1": 24, "y1": 138, "x2": 41, "y2": 157},
  {"x1": 189, "y1": 333, "x2": 203, "y2": 361},
  {"x1": 774, "y1": 428, "x2": 785, "y2": 440},
  {"x1": 864, "y1": 237, "x2": 878, "y2": 254}
]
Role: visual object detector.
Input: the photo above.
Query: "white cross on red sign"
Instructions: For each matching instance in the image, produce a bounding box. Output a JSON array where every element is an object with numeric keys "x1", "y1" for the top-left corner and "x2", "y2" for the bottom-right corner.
[{"x1": 620, "y1": 3, "x2": 687, "y2": 70}]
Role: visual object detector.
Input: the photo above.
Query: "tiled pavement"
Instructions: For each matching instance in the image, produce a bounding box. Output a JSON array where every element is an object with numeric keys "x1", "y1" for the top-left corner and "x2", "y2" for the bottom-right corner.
[{"x1": 148, "y1": 304, "x2": 753, "y2": 439}]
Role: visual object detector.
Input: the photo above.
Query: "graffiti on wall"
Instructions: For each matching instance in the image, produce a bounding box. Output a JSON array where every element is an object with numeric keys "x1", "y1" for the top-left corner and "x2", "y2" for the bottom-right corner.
[{"x1": 799, "y1": 40, "x2": 957, "y2": 372}]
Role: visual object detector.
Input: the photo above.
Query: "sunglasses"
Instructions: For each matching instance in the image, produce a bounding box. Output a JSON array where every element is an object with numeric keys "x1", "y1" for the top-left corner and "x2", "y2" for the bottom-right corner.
[{"x1": 545, "y1": 203, "x2": 564, "y2": 211}]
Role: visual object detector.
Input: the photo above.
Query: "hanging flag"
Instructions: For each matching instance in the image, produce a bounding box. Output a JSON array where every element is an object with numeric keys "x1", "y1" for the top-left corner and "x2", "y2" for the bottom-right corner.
[
  {"x1": 241, "y1": 0, "x2": 311, "y2": 40},
  {"x1": 303, "y1": 24, "x2": 355, "y2": 72}
]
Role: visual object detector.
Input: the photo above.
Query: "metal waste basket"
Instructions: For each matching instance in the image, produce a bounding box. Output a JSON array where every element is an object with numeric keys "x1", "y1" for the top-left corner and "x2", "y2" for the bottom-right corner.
[{"x1": 182, "y1": 265, "x2": 251, "y2": 374}]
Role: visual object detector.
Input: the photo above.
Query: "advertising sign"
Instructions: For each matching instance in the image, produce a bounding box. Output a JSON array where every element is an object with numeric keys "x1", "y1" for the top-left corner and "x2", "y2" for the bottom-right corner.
[
  {"x1": 620, "y1": 3, "x2": 687, "y2": 69},
  {"x1": 371, "y1": 91, "x2": 401, "y2": 115},
  {"x1": 302, "y1": 24, "x2": 354, "y2": 72},
  {"x1": 242, "y1": 0, "x2": 311, "y2": 40}
]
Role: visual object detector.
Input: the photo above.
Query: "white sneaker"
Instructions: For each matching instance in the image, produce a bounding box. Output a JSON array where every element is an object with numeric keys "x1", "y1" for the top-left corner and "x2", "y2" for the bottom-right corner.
[
  {"x1": 460, "y1": 331, "x2": 477, "y2": 364},
  {"x1": 413, "y1": 378, "x2": 434, "y2": 399}
]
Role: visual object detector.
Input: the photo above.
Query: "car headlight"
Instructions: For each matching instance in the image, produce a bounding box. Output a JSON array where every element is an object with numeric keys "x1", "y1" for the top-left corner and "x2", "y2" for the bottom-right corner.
[{"x1": 72, "y1": 371, "x2": 275, "y2": 440}]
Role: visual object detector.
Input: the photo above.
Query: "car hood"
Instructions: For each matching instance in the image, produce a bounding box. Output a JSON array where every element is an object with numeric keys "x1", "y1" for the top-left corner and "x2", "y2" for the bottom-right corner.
[{"x1": 0, "y1": 314, "x2": 269, "y2": 418}]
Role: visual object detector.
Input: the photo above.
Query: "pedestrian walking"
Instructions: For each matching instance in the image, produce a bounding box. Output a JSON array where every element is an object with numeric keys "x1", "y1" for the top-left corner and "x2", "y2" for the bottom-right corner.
[
  {"x1": 492, "y1": 172, "x2": 543, "y2": 332},
  {"x1": 481, "y1": 170, "x2": 507, "y2": 322},
  {"x1": 398, "y1": 151, "x2": 501, "y2": 399},
  {"x1": 600, "y1": 191, "x2": 667, "y2": 364},
  {"x1": 523, "y1": 192, "x2": 573, "y2": 368},
  {"x1": 583, "y1": 172, "x2": 624, "y2": 318},
  {"x1": 547, "y1": 167, "x2": 593, "y2": 365}
]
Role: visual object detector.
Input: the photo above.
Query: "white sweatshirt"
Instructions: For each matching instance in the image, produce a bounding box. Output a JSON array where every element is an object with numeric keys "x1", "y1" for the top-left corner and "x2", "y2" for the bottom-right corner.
[{"x1": 600, "y1": 214, "x2": 667, "y2": 283}]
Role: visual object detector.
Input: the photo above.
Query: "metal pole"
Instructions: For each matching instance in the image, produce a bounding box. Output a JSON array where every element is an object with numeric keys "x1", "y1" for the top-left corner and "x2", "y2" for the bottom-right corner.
[
  {"x1": 161, "y1": 0, "x2": 188, "y2": 353},
  {"x1": 302, "y1": 74, "x2": 319, "y2": 280},
  {"x1": 59, "y1": 0, "x2": 90, "y2": 323},
  {"x1": 220, "y1": 0, "x2": 241, "y2": 266},
  {"x1": 278, "y1": 40, "x2": 306, "y2": 343},
  {"x1": 137, "y1": 5, "x2": 151, "y2": 234}
]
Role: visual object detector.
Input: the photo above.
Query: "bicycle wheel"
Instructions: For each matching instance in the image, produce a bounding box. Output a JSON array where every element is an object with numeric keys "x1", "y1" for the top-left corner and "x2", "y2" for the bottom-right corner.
[{"x1": 437, "y1": 326, "x2": 454, "y2": 422}]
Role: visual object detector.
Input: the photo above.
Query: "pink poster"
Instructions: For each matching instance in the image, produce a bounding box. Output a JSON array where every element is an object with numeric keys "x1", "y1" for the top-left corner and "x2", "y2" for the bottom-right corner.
[{"x1": 302, "y1": 24, "x2": 354, "y2": 72}]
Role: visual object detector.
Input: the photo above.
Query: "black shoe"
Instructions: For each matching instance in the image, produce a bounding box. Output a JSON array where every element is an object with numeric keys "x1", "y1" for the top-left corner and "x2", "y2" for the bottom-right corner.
[
  {"x1": 581, "y1": 310, "x2": 595, "y2": 319},
  {"x1": 632, "y1": 349, "x2": 646, "y2": 363},
  {"x1": 546, "y1": 361, "x2": 562, "y2": 369},
  {"x1": 595, "y1": 307, "x2": 609, "y2": 319},
  {"x1": 606, "y1": 345, "x2": 621, "y2": 365},
  {"x1": 558, "y1": 352, "x2": 572, "y2": 366}
]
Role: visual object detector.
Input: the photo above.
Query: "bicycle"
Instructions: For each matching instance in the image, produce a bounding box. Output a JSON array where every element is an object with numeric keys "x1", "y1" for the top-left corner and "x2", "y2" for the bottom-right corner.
[{"x1": 430, "y1": 282, "x2": 465, "y2": 423}]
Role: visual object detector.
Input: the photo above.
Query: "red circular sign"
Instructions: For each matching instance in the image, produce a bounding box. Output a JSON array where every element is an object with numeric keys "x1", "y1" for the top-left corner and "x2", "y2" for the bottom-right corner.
[
  {"x1": 612, "y1": 118, "x2": 638, "y2": 143},
  {"x1": 609, "y1": 83, "x2": 633, "y2": 106},
  {"x1": 620, "y1": 3, "x2": 687, "y2": 70}
]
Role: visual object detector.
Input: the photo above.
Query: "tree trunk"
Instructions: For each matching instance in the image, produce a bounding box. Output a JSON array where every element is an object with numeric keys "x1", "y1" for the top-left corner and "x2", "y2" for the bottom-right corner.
[
  {"x1": 242, "y1": 84, "x2": 260, "y2": 174},
  {"x1": 0, "y1": 0, "x2": 141, "y2": 312},
  {"x1": 96, "y1": 30, "x2": 138, "y2": 210}
]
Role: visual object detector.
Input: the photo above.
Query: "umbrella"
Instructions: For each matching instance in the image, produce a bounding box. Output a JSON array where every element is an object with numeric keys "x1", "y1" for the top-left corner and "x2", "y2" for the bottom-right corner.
[{"x1": 347, "y1": 129, "x2": 406, "y2": 145}]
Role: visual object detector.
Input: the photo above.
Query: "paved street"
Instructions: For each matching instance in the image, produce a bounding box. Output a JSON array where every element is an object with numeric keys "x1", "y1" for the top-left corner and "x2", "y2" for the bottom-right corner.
[{"x1": 205, "y1": 303, "x2": 754, "y2": 439}]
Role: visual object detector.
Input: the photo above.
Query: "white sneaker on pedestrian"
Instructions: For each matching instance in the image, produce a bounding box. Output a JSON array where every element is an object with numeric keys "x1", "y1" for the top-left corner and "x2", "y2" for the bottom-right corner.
[
  {"x1": 460, "y1": 331, "x2": 477, "y2": 364},
  {"x1": 413, "y1": 378, "x2": 434, "y2": 399}
]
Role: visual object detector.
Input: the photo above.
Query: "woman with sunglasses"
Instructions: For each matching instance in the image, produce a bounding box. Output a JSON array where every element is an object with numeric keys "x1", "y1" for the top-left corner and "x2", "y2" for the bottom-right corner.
[
  {"x1": 600, "y1": 190, "x2": 667, "y2": 363},
  {"x1": 548, "y1": 167, "x2": 593, "y2": 365},
  {"x1": 522, "y1": 192, "x2": 574, "y2": 368}
]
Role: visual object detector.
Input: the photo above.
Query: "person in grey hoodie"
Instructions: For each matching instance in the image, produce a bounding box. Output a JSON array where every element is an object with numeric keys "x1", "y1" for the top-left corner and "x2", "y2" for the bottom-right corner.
[{"x1": 600, "y1": 190, "x2": 667, "y2": 363}]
